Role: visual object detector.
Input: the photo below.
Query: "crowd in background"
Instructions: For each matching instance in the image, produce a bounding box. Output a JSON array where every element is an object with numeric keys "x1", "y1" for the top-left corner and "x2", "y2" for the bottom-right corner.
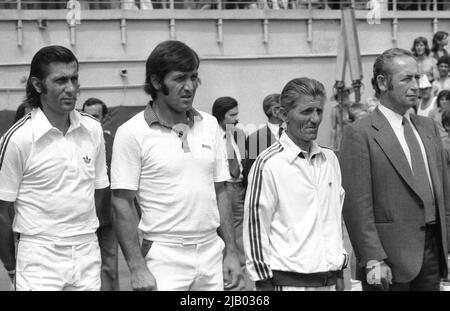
[
  {"x1": 331, "y1": 30, "x2": 450, "y2": 158},
  {"x1": 1, "y1": 0, "x2": 450, "y2": 10}
]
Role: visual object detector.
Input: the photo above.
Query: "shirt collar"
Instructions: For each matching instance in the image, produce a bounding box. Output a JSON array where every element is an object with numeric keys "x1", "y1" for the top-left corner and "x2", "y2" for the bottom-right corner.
[
  {"x1": 279, "y1": 131, "x2": 324, "y2": 164},
  {"x1": 143, "y1": 101, "x2": 203, "y2": 130},
  {"x1": 378, "y1": 104, "x2": 412, "y2": 131},
  {"x1": 266, "y1": 122, "x2": 280, "y2": 139},
  {"x1": 31, "y1": 107, "x2": 85, "y2": 142}
]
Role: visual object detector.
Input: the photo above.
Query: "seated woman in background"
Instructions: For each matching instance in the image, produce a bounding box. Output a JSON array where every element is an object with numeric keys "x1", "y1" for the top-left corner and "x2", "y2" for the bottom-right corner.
[
  {"x1": 432, "y1": 55, "x2": 450, "y2": 96},
  {"x1": 429, "y1": 89, "x2": 450, "y2": 138},
  {"x1": 412, "y1": 36, "x2": 438, "y2": 83}
]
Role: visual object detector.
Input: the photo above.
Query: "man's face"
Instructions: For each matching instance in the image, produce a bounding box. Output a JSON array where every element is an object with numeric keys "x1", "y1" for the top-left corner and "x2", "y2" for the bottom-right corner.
[
  {"x1": 221, "y1": 106, "x2": 239, "y2": 130},
  {"x1": 37, "y1": 61, "x2": 79, "y2": 116},
  {"x1": 420, "y1": 87, "x2": 432, "y2": 101},
  {"x1": 382, "y1": 56, "x2": 420, "y2": 115},
  {"x1": 415, "y1": 42, "x2": 426, "y2": 56},
  {"x1": 283, "y1": 95, "x2": 324, "y2": 150},
  {"x1": 83, "y1": 104, "x2": 104, "y2": 122},
  {"x1": 158, "y1": 69, "x2": 199, "y2": 113},
  {"x1": 438, "y1": 62, "x2": 449, "y2": 78}
]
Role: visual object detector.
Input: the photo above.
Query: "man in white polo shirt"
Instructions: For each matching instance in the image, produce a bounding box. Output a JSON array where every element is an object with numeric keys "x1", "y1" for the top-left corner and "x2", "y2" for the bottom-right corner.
[
  {"x1": 0, "y1": 45, "x2": 109, "y2": 291},
  {"x1": 111, "y1": 40, "x2": 241, "y2": 291}
]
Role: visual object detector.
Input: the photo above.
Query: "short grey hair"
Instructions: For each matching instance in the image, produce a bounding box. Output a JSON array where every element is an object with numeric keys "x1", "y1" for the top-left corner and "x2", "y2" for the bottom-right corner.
[
  {"x1": 280, "y1": 77, "x2": 326, "y2": 112},
  {"x1": 262, "y1": 93, "x2": 280, "y2": 118}
]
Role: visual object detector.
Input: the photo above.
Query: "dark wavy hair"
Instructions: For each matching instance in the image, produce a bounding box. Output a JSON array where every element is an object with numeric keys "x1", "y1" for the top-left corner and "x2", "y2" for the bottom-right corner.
[
  {"x1": 411, "y1": 36, "x2": 430, "y2": 57},
  {"x1": 23, "y1": 45, "x2": 78, "y2": 109},
  {"x1": 437, "y1": 90, "x2": 450, "y2": 109},
  {"x1": 82, "y1": 97, "x2": 108, "y2": 118},
  {"x1": 212, "y1": 96, "x2": 238, "y2": 123},
  {"x1": 431, "y1": 31, "x2": 449, "y2": 54},
  {"x1": 144, "y1": 40, "x2": 200, "y2": 100}
]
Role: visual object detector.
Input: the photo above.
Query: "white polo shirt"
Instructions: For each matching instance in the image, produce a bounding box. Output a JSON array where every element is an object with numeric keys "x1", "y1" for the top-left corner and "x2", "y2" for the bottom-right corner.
[
  {"x1": 0, "y1": 107, "x2": 109, "y2": 238},
  {"x1": 111, "y1": 104, "x2": 230, "y2": 240}
]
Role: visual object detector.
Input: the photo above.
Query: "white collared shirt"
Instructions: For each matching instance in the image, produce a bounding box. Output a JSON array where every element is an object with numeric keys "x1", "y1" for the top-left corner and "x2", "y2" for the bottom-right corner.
[
  {"x1": 111, "y1": 110, "x2": 230, "y2": 240},
  {"x1": 0, "y1": 107, "x2": 109, "y2": 238},
  {"x1": 266, "y1": 122, "x2": 280, "y2": 142},
  {"x1": 219, "y1": 127, "x2": 243, "y2": 183},
  {"x1": 243, "y1": 132, "x2": 347, "y2": 281},
  {"x1": 378, "y1": 104, "x2": 433, "y2": 190}
]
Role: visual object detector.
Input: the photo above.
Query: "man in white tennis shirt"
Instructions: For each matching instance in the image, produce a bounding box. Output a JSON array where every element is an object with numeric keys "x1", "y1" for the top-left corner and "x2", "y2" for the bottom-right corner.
[
  {"x1": 0, "y1": 45, "x2": 109, "y2": 291},
  {"x1": 111, "y1": 40, "x2": 241, "y2": 291}
]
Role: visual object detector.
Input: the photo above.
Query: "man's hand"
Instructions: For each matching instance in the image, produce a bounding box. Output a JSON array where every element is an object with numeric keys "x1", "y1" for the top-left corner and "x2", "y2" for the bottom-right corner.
[
  {"x1": 336, "y1": 277, "x2": 345, "y2": 291},
  {"x1": 130, "y1": 266, "x2": 157, "y2": 291},
  {"x1": 366, "y1": 260, "x2": 392, "y2": 290},
  {"x1": 223, "y1": 250, "x2": 242, "y2": 290}
]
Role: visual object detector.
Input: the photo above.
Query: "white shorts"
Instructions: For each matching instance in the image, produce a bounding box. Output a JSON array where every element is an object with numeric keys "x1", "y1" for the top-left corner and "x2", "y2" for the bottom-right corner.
[
  {"x1": 142, "y1": 233, "x2": 225, "y2": 291},
  {"x1": 15, "y1": 233, "x2": 101, "y2": 291}
]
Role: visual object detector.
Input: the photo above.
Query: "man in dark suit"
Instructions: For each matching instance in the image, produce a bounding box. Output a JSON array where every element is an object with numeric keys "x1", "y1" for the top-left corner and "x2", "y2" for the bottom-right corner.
[
  {"x1": 340, "y1": 48, "x2": 450, "y2": 291},
  {"x1": 243, "y1": 94, "x2": 283, "y2": 185}
]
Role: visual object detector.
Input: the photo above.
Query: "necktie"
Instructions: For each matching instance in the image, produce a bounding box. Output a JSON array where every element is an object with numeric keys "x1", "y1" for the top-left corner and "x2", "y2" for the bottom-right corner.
[
  {"x1": 226, "y1": 133, "x2": 241, "y2": 179},
  {"x1": 402, "y1": 117, "x2": 435, "y2": 223}
]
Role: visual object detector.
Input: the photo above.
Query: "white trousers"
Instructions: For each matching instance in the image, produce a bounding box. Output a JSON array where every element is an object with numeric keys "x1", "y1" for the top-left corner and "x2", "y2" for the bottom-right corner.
[
  {"x1": 143, "y1": 234, "x2": 224, "y2": 291},
  {"x1": 15, "y1": 234, "x2": 101, "y2": 291}
]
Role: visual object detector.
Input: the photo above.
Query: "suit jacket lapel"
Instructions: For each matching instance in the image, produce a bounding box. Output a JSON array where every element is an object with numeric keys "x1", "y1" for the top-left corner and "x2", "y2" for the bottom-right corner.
[
  {"x1": 410, "y1": 114, "x2": 442, "y2": 201},
  {"x1": 372, "y1": 108, "x2": 420, "y2": 196}
]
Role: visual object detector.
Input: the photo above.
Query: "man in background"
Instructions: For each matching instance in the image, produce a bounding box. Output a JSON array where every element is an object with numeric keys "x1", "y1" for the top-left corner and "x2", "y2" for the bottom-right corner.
[
  {"x1": 82, "y1": 97, "x2": 119, "y2": 291},
  {"x1": 212, "y1": 96, "x2": 246, "y2": 290},
  {"x1": 243, "y1": 94, "x2": 283, "y2": 184}
]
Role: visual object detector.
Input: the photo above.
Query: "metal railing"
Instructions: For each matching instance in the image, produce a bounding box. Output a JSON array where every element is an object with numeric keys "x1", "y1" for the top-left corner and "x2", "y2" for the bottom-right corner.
[{"x1": 0, "y1": 0, "x2": 449, "y2": 10}]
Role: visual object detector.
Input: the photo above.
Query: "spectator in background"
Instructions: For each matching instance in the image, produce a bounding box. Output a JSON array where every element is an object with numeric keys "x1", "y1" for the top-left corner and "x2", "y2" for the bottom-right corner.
[
  {"x1": 411, "y1": 37, "x2": 438, "y2": 83},
  {"x1": 212, "y1": 96, "x2": 246, "y2": 290},
  {"x1": 243, "y1": 93, "x2": 283, "y2": 185},
  {"x1": 431, "y1": 55, "x2": 450, "y2": 97},
  {"x1": 429, "y1": 90, "x2": 450, "y2": 138},
  {"x1": 330, "y1": 86, "x2": 353, "y2": 151},
  {"x1": 82, "y1": 97, "x2": 119, "y2": 291},
  {"x1": 431, "y1": 31, "x2": 449, "y2": 61},
  {"x1": 441, "y1": 107, "x2": 450, "y2": 164},
  {"x1": 416, "y1": 74, "x2": 435, "y2": 117}
]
